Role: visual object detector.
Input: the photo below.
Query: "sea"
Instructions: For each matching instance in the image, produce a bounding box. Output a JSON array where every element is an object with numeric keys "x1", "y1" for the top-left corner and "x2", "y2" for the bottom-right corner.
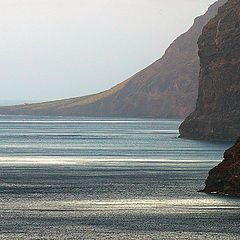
[{"x1": 0, "y1": 115, "x2": 239, "y2": 240}]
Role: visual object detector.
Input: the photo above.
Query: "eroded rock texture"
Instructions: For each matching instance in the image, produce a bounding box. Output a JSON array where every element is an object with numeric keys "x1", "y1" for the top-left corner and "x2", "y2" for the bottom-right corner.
[
  {"x1": 179, "y1": 0, "x2": 240, "y2": 140},
  {"x1": 203, "y1": 137, "x2": 240, "y2": 196}
]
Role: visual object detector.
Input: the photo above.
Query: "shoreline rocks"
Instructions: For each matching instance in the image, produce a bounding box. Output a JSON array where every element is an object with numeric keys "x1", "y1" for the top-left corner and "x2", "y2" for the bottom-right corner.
[{"x1": 202, "y1": 137, "x2": 240, "y2": 196}]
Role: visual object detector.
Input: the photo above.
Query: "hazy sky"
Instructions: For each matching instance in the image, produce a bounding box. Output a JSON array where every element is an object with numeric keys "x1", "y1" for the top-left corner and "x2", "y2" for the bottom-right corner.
[{"x1": 0, "y1": 0, "x2": 217, "y2": 102}]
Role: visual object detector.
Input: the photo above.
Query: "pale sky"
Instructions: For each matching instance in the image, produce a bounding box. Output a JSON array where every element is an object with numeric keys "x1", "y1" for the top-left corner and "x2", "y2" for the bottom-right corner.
[{"x1": 0, "y1": 0, "x2": 217, "y2": 102}]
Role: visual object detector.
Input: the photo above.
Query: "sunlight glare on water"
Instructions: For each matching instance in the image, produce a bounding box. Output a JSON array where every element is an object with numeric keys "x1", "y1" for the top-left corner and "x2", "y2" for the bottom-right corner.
[{"x1": 0, "y1": 116, "x2": 238, "y2": 240}]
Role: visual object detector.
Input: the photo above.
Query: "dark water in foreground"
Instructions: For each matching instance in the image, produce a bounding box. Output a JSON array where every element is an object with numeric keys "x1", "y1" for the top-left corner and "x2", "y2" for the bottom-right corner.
[{"x1": 0, "y1": 116, "x2": 239, "y2": 239}]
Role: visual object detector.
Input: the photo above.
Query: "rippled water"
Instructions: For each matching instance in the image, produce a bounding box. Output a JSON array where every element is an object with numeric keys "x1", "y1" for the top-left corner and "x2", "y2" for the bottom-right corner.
[{"x1": 0, "y1": 115, "x2": 239, "y2": 239}]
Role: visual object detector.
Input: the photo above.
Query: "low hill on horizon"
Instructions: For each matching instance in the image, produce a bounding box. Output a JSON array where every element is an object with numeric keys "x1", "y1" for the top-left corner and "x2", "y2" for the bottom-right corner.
[{"x1": 0, "y1": 0, "x2": 227, "y2": 118}]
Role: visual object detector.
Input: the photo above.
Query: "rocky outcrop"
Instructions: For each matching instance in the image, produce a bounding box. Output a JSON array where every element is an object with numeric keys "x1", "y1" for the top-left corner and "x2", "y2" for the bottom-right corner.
[
  {"x1": 202, "y1": 137, "x2": 240, "y2": 196},
  {"x1": 0, "y1": 1, "x2": 226, "y2": 118},
  {"x1": 179, "y1": 0, "x2": 240, "y2": 140}
]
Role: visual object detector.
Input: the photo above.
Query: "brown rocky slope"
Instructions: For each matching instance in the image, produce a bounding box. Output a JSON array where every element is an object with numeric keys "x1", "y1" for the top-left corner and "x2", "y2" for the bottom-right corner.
[
  {"x1": 202, "y1": 137, "x2": 240, "y2": 196},
  {"x1": 0, "y1": 0, "x2": 226, "y2": 118},
  {"x1": 179, "y1": 0, "x2": 240, "y2": 140}
]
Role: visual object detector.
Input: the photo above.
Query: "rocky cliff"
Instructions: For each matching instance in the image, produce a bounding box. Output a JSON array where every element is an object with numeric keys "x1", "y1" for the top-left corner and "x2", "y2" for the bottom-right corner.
[
  {"x1": 0, "y1": 0, "x2": 226, "y2": 118},
  {"x1": 202, "y1": 137, "x2": 240, "y2": 196},
  {"x1": 179, "y1": 0, "x2": 240, "y2": 140}
]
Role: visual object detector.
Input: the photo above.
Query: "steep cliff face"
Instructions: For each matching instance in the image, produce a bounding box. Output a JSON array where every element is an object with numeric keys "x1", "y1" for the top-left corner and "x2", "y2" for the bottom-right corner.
[
  {"x1": 202, "y1": 137, "x2": 240, "y2": 196},
  {"x1": 0, "y1": 0, "x2": 226, "y2": 118},
  {"x1": 179, "y1": 0, "x2": 240, "y2": 140}
]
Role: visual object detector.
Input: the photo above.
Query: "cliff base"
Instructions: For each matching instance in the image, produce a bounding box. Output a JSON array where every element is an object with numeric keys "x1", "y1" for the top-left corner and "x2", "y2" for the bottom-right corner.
[{"x1": 202, "y1": 137, "x2": 240, "y2": 196}]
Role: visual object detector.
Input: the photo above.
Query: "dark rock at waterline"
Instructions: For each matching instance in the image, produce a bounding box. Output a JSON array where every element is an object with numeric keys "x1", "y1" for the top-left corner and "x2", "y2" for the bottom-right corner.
[{"x1": 202, "y1": 137, "x2": 240, "y2": 196}]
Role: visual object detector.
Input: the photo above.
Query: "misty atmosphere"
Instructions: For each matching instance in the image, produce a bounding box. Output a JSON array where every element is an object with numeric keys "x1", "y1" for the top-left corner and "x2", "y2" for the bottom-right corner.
[
  {"x1": 0, "y1": 0, "x2": 216, "y2": 103},
  {"x1": 0, "y1": 1, "x2": 239, "y2": 239}
]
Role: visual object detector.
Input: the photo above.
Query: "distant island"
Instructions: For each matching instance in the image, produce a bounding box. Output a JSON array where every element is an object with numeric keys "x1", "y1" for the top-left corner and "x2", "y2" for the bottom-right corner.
[
  {"x1": 1, "y1": 0, "x2": 239, "y2": 196},
  {"x1": 0, "y1": 0, "x2": 226, "y2": 119}
]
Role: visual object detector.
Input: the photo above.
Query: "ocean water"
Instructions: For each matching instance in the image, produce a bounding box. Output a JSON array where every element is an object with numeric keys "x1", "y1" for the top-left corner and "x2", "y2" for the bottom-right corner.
[{"x1": 0, "y1": 115, "x2": 239, "y2": 240}]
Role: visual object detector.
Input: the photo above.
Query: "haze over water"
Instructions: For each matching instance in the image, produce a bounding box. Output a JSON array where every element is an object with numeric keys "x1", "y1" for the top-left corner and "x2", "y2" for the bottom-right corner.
[{"x1": 0, "y1": 115, "x2": 239, "y2": 239}]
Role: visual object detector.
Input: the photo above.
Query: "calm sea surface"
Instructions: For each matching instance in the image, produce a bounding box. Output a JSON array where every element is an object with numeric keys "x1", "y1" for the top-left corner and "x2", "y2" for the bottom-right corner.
[{"x1": 0, "y1": 115, "x2": 239, "y2": 239}]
